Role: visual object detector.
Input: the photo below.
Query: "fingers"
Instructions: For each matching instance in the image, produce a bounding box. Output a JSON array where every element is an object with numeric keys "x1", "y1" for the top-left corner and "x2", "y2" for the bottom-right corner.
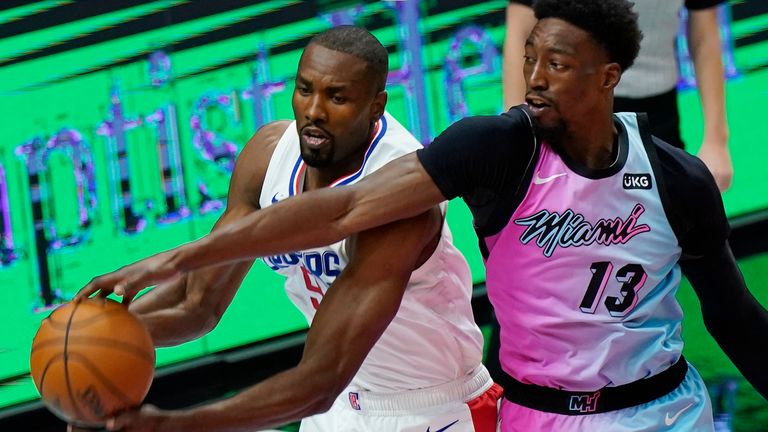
[
  {"x1": 106, "y1": 416, "x2": 119, "y2": 431},
  {"x1": 74, "y1": 273, "x2": 119, "y2": 302},
  {"x1": 105, "y1": 405, "x2": 157, "y2": 431},
  {"x1": 114, "y1": 276, "x2": 142, "y2": 307}
]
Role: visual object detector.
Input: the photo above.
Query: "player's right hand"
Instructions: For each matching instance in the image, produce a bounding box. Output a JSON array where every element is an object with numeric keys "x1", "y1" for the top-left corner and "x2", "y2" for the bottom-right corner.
[{"x1": 74, "y1": 250, "x2": 182, "y2": 306}]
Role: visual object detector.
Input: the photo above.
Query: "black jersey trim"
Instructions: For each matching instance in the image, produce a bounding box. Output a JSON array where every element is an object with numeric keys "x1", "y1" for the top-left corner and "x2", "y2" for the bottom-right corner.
[
  {"x1": 637, "y1": 113, "x2": 683, "y2": 246},
  {"x1": 554, "y1": 116, "x2": 629, "y2": 179}
]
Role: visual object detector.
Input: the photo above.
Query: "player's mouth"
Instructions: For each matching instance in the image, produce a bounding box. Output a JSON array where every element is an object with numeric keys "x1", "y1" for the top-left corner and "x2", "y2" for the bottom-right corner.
[
  {"x1": 301, "y1": 126, "x2": 332, "y2": 148},
  {"x1": 526, "y1": 95, "x2": 553, "y2": 116}
]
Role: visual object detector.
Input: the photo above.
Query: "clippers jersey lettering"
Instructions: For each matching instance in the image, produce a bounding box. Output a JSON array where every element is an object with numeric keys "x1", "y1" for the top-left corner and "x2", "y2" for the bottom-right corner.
[
  {"x1": 259, "y1": 113, "x2": 484, "y2": 392},
  {"x1": 487, "y1": 113, "x2": 683, "y2": 391}
]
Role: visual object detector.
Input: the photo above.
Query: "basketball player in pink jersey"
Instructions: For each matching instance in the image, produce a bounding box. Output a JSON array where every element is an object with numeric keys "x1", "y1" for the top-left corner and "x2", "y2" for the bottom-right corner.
[
  {"x1": 79, "y1": 1, "x2": 768, "y2": 431},
  {"x1": 73, "y1": 26, "x2": 499, "y2": 431}
]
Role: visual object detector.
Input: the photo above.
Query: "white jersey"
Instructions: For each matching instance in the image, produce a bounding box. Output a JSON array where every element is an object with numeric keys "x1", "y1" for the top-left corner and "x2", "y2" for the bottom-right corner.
[{"x1": 259, "y1": 112, "x2": 484, "y2": 392}]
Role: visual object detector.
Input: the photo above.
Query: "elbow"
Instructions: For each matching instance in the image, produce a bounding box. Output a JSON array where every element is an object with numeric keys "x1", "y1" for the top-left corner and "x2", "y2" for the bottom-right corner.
[
  {"x1": 701, "y1": 303, "x2": 739, "y2": 342},
  {"x1": 307, "y1": 393, "x2": 337, "y2": 416},
  {"x1": 294, "y1": 363, "x2": 349, "y2": 416},
  {"x1": 308, "y1": 376, "x2": 346, "y2": 415},
  {"x1": 184, "y1": 297, "x2": 224, "y2": 338},
  {"x1": 198, "y1": 307, "x2": 224, "y2": 337}
]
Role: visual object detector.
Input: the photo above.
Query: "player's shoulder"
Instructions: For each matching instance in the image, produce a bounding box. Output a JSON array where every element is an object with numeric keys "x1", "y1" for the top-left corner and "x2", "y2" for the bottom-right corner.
[
  {"x1": 445, "y1": 105, "x2": 534, "y2": 142},
  {"x1": 651, "y1": 135, "x2": 723, "y2": 227},
  {"x1": 652, "y1": 136, "x2": 717, "y2": 191},
  {"x1": 237, "y1": 120, "x2": 292, "y2": 165},
  {"x1": 651, "y1": 136, "x2": 729, "y2": 256},
  {"x1": 248, "y1": 120, "x2": 292, "y2": 152},
  {"x1": 460, "y1": 104, "x2": 532, "y2": 129},
  {"x1": 230, "y1": 120, "x2": 292, "y2": 204},
  {"x1": 379, "y1": 111, "x2": 422, "y2": 149}
]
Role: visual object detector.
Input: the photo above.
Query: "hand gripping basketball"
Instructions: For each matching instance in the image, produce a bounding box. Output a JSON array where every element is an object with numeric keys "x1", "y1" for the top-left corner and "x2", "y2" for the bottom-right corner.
[
  {"x1": 30, "y1": 299, "x2": 155, "y2": 428},
  {"x1": 75, "y1": 250, "x2": 182, "y2": 306}
]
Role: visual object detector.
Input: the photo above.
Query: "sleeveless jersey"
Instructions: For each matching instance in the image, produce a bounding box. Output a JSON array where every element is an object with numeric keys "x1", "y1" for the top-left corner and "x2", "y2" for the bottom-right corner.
[
  {"x1": 485, "y1": 112, "x2": 684, "y2": 391},
  {"x1": 259, "y1": 112, "x2": 484, "y2": 392}
]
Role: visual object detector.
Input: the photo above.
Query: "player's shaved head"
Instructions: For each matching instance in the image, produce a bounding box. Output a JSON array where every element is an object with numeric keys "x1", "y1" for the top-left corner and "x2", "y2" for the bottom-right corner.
[{"x1": 308, "y1": 25, "x2": 389, "y2": 93}]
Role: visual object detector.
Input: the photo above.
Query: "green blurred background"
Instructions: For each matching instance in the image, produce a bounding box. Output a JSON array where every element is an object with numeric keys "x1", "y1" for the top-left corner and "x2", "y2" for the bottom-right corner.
[{"x1": 0, "y1": 0, "x2": 765, "y2": 429}]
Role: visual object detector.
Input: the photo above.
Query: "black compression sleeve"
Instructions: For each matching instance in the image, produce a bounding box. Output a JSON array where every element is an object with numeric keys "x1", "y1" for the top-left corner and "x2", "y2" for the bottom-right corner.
[{"x1": 681, "y1": 244, "x2": 768, "y2": 399}]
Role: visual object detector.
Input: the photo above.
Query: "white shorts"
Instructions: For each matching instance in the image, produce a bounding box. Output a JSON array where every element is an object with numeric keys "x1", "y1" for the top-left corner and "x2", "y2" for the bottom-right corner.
[
  {"x1": 499, "y1": 362, "x2": 714, "y2": 431},
  {"x1": 300, "y1": 365, "x2": 501, "y2": 432}
]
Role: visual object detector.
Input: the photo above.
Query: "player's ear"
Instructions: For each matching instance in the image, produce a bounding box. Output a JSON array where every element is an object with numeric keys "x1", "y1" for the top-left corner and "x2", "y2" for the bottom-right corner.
[
  {"x1": 603, "y1": 62, "x2": 621, "y2": 90},
  {"x1": 370, "y1": 90, "x2": 387, "y2": 121}
]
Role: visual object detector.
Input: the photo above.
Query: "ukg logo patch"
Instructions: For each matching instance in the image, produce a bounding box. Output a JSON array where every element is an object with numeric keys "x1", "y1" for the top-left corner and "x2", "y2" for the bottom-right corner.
[{"x1": 623, "y1": 173, "x2": 652, "y2": 190}]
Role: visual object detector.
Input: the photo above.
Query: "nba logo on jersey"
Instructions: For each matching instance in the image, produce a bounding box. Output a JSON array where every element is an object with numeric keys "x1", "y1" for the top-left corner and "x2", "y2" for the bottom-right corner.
[
  {"x1": 348, "y1": 392, "x2": 361, "y2": 410},
  {"x1": 623, "y1": 173, "x2": 652, "y2": 190}
]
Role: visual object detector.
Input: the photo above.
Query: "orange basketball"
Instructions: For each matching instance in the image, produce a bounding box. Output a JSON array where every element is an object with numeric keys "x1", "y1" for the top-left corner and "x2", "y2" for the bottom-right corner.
[{"x1": 29, "y1": 298, "x2": 155, "y2": 427}]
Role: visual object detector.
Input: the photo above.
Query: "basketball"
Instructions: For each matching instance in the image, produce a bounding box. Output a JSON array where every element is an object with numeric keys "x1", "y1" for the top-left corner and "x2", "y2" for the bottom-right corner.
[{"x1": 29, "y1": 298, "x2": 155, "y2": 427}]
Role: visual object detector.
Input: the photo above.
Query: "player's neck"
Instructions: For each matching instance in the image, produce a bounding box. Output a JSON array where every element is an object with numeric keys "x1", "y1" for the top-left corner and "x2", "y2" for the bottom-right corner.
[
  {"x1": 559, "y1": 113, "x2": 617, "y2": 170},
  {"x1": 304, "y1": 144, "x2": 368, "y2": 191},
  {"x1": 304, "y1": 122, "x2": 377, "y2": 191}
]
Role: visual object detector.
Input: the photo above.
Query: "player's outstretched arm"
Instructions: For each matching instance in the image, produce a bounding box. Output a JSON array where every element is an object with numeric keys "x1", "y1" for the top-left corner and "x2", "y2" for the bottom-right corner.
[
  {"x1": 105, "y1": 207, "x2": 444, "y2": 432},
  {"x1": 75, "y1": 121, "x2": 288, "y2": 346},
  {"x1": 76, "y1": 151, "x2": 446, "y2": 303},
  {"x1": 681, "y1": 243, "x2": 768, "y2": 399}
]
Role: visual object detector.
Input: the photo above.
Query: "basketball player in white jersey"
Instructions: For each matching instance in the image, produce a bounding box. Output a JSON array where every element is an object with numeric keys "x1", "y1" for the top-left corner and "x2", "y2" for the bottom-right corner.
[
  {"x1": 74, "y1": 26, "x2": 500, "y2": 432},
  {"x1": 79, "y1": 2, "x2": 768, "y2": 431}
]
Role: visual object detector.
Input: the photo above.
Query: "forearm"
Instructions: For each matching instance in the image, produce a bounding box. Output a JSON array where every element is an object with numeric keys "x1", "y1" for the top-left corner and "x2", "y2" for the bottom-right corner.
[
  {"x1": 703, "y1": 294, "x2": 768, "y2": 399},
  {"x1": 171, "y1": 153, "x2": 442, "y2": 273},
  {"x1": 164, "y1": 363, "x2": 340, "y2": 431},
  {"x1": 172, "y1": 187, "x2": 353, "y2": 272},
  {"x1": 689, "y1": 8, "x2": 729, "y2": 145},
  {"x1": 127, "y1": 280, "x2": 212, "y2": 346},
  {"x1": 683, "y1": 246, "x2": 768, "y2": 399},
  {"x1": 130, "y1": 261, "x2": 252, "y2": 346},
  {"x1": 132, "y1": 305, "x2": 214, "y2": 347}
]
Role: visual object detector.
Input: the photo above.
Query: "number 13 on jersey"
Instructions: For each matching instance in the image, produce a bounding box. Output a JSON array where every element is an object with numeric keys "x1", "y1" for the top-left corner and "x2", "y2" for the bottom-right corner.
[{"x1": 579, "y1": 261, "x2": 647, "y2": 317}]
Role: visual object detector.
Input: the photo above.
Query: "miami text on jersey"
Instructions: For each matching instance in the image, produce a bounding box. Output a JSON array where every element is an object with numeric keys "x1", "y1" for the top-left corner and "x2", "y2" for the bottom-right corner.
[{"x1": 514, "y1": 203, "x2": 651, "y2": 257}]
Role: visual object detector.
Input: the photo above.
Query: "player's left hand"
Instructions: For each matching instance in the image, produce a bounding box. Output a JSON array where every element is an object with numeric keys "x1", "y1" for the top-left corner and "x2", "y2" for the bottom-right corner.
[
  {"x1": 697, "y1": 139, "x2": 733, "y2": 192},
  {"x1": 105, "y1": 404, "x2": 170, "y2": 432}
]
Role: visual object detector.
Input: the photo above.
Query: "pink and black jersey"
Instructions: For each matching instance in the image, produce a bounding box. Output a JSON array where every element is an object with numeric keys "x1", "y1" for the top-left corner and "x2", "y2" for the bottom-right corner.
[{"x1": 417, "y1": 106, "x2": 728, "y2": 391}]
